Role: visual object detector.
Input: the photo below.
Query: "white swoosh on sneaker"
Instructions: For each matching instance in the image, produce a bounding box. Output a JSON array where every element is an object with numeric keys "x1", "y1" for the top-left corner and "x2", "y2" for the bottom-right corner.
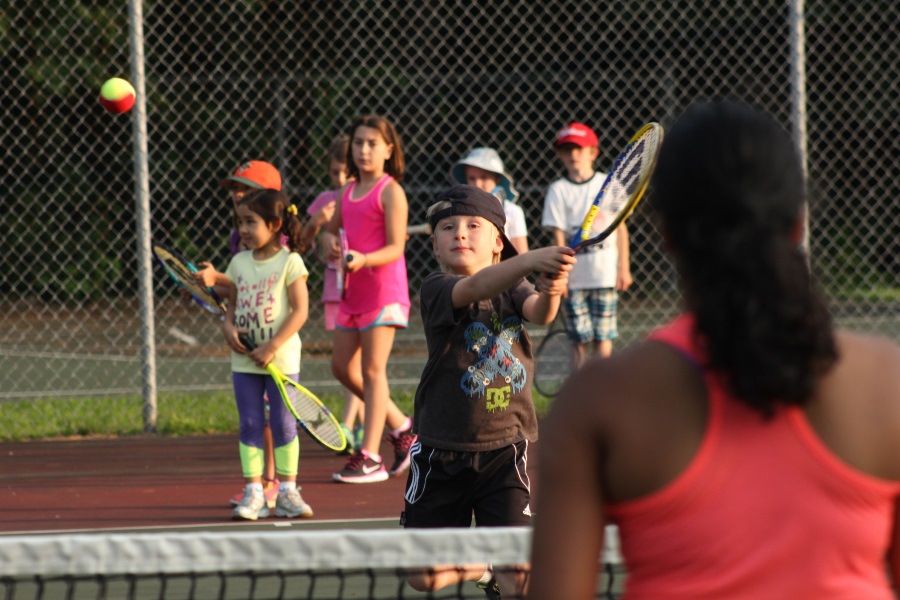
[{"x1": 362, "y1": 465, "x2": 381, "y2": 475}]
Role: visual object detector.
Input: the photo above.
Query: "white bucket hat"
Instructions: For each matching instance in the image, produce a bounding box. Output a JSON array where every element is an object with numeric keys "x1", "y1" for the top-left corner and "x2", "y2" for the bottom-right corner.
[{"x1": 450, "y1": 147, "x2": 519, "y2": 202}]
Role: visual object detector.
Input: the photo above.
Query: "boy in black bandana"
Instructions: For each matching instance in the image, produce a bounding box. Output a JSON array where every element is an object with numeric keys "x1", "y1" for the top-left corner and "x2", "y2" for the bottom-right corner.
[{"x1": 402, "y1": 185, "x2": 575, "y2": 598}]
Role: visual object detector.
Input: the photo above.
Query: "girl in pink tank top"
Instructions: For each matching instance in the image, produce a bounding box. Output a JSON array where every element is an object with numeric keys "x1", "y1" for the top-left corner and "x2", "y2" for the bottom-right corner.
[
  {"x1": 322, "y1": 115, "x2": 416, "y2": 485},
  {"x1": 300, "y1": 134, "x2": 365, "y2": 456},
  {"x1": 528, "y1": 102, "x2": 900, "y2": 599}
]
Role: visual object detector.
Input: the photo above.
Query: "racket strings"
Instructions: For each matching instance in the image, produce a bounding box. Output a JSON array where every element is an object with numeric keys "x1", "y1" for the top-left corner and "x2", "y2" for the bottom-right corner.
[
  {"x1": 283, "y1": 383, "x2": 345, "y2": 447},
  {"x1": 153, "y1": 245, "x2": 223, "y2": 313},
  {"x1": 603, "y1": 128, "x2": 662, "y2": 218},
  {"x1": 534, "y1": 331, "x2": 577, "y2": 398}
]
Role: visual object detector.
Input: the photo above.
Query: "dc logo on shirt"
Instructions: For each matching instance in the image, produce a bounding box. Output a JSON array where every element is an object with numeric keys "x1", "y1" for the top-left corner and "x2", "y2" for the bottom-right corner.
[{"x1": 460, "y1": 313, "x2": 527, "y2": 411}]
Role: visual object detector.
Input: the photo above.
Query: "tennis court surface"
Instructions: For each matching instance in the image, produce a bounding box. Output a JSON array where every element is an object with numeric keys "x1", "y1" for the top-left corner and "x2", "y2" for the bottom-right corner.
[{"x1": 0, "y1": 434, "x2": 625, "y2": 599}]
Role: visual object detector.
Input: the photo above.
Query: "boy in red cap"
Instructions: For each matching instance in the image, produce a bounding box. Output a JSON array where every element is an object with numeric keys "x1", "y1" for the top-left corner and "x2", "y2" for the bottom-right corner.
[{"x1": 541, "y1": 122, "x2": 633, "y2": 362}]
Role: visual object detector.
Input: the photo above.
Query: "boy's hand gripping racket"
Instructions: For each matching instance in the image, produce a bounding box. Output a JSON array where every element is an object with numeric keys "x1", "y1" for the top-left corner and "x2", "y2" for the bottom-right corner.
[
  {"x1": 238, "y1": 334, "x2": 348, "y2": 453},
  {"x1": 151, "y1": 242, "x2": 226, "y2": 315},
  {"x1": 570, "y1": 122, "x2": 664, "y2": 251}
]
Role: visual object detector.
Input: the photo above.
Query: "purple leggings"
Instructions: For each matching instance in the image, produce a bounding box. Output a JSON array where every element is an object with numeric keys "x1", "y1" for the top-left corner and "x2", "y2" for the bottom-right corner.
[{"x1": 232, "y1": 372, "x2": 298, "y2": 448}]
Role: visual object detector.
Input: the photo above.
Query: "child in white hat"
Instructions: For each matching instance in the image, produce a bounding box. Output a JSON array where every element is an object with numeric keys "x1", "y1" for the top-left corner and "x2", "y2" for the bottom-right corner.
[{"x1": 450, "y1": 147, "x2": 529, "y2": 254}]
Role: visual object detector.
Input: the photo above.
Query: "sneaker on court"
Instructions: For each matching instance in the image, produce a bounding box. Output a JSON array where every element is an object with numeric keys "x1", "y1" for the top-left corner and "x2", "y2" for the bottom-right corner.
[
  {"x1": 478, "y1": 578, "x2": 501, "y2": 600},
  {"x1": 387, "y1": 428, "x2": 417, "y2": 476},
  {"x1": 338, "y1": 424, "x2": 355, "y2": 456},
  {"x1": 274, "y1": 488, "x2": 313, "y2": 518},
  {"x1": 229, "y1": 478, "x2": 279, "y2": 509},
  {"x1": 476, "y1": 567, "x2": 501, "y2": 600},
  {"x1": 332, "y1": 451, "x2": 388, "y2": 483},
  {"x1": 231, "y1": 491, "x2": 270, "y2": 521}
]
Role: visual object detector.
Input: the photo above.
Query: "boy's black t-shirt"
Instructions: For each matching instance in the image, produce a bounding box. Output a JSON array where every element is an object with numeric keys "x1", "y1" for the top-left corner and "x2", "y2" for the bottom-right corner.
[{"x1": 413, "y1": 271, "x2": 540, "y2": 451}]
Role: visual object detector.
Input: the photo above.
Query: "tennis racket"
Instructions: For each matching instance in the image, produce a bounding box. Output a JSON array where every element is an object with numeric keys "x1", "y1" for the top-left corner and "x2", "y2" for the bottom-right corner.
[
  {"x1": 238, "y1": 334, "x2": 348, "y2": 453},
  {"x1": 337, "y1": 228, "x2": 349, "y2": 299},
  {"x1": 533, "y1": 311, "x2": 578, "y2": 398},
  {"x1": 570, "y1": 122, "x2": 664, "y2": 251},
  {"x1": 151, "y1": 242, "x2": 226, "y2": 315}
]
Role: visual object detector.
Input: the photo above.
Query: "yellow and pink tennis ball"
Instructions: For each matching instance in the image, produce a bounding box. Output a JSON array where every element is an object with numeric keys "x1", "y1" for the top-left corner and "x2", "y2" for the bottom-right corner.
[{"x1": 100, "y1": 78, "x2": 136, "y2": 114}]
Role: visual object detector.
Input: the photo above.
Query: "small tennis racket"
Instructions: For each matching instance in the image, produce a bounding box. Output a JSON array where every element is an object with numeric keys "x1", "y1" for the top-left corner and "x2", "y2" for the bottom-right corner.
[
  {"x1": 152, "y1": 242, "x2": 226, "y2": 315},
  {"x1": 570, "y1": 122, "x2": 664, "y2": 251},
  {"x1": 533, "y1": 311, "x2": 578, "y2": 398},
  {"x1": 337, "y1": 228, "x2": 349, "y2": 299},
  {"x1": 238, "y1": 334, "x2": 347, "y2": 453}
]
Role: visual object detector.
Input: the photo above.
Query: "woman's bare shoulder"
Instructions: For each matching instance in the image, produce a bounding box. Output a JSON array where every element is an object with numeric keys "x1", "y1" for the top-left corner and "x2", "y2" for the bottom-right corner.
[
  {"x1": 813, "y1": 330, "x2": 900, "y2": 479},
  {"x1": 549, "y1": 341, "x2": 704, "y2": 434}
]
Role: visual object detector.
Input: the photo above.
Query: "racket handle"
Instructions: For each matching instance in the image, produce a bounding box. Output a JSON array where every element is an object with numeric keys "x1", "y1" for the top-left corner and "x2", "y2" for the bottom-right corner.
[
  {"x1": 407, "y1": 223, "x2": 432, "y2": 235},
  {"x1": 238, "y1": 333, "x2": 256, "y2": 350},
  {"x1": 345, "y1": 254, "x2": 353, "y2": 263}
]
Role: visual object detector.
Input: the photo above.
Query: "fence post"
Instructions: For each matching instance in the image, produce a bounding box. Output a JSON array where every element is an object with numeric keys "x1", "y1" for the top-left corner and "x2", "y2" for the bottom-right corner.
[
  {"x1": 789, "y1": 0, "x2": 810, "y2": 253},
  {"x1": 128, "y1": 0, "x2": 158, "y2": 431}
]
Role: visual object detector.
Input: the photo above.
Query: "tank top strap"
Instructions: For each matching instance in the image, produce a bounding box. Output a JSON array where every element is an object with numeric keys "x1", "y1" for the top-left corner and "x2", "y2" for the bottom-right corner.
[
  {"x1": 647, "y1": 313, "x2": 705, "y2": 369},
  {"x1": 370, "y1": 174, "x2": 393, "y2": 204},
  {"x1": 341, "y1": 181, "x2": 355, "y2": 203},
  {"x1": 342, "y1": 175, "x2": 392, "y2": 204}
]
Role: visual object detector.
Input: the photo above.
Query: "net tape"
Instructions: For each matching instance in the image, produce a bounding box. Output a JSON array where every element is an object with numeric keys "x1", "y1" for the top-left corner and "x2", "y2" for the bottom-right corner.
[{"x1": 0, "y1": 526, "x2": 623, "y2": 599}]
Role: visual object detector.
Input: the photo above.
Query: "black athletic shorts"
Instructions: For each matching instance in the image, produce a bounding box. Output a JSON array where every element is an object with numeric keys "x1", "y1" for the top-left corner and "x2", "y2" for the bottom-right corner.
[{"x1": 400, "y1": 439, "x2": 532, "y2": 528}]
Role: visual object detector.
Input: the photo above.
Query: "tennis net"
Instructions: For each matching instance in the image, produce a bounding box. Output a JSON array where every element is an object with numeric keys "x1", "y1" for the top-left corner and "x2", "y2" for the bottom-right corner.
[{"x1": 0, "y1": 525, "x2": 624, "y2": 599}]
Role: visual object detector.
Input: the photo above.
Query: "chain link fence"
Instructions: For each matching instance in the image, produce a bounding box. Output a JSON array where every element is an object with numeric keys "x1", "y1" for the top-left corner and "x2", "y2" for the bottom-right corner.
[{"x1": 2, "y1": 2, "x2": 897, "y2": 418}]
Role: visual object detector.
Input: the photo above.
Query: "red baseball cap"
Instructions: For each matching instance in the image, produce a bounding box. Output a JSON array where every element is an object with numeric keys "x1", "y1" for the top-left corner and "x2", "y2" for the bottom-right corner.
[
  {"x1": 555, "y1": 122, "x2": 599, "y2": 148},
  {"x1": 220, "y1": 160, "x2": 282, "y2": 191}
]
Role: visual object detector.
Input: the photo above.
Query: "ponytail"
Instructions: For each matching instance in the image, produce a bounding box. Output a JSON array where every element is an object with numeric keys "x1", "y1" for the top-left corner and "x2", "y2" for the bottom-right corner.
[
  {"x1": 280, "y1": 204, "x2": 304, "y2": 254},
  {"x1": 652, "y1": 101, "x2": 836, "y2": 415},
  {"x1": 678, "y1": 219, "x2": 835, "y2": 414}
]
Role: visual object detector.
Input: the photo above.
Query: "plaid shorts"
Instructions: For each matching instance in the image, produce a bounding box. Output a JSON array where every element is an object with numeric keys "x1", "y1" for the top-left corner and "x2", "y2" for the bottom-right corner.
[{"x1": 563, "y1": 288, "x2": 618, "y2": 344}]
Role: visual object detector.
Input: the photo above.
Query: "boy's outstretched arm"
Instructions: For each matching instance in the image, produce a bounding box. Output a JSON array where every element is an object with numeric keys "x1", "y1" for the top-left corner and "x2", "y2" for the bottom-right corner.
[{"x1": 450, "y1": 247, "x2": 575, "y2": 310}]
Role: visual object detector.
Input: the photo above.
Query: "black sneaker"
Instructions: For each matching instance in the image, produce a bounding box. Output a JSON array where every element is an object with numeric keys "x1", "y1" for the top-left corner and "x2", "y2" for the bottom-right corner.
[
  {"x1": 387, "y1": 429, "x2": 417, "y2": 476},
  {"x1": 332, "y1": 451, "x2": 388, "y2": 484}
]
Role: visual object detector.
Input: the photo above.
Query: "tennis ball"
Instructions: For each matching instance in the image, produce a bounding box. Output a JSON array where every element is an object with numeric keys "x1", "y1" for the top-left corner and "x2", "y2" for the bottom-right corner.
[{"x1": 100, "y1": 77, "x2": 136, "y2": 114}]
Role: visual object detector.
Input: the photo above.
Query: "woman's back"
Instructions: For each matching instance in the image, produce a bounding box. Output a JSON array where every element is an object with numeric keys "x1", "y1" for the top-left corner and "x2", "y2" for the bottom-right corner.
[
  {"x1": 579, "y1": 316, "x2": 900, "y2": 598},
  {"x1": 594, "y1": 322, "x2": 900, "y2": 503},
  {"x1": 528, "y1": 100, "x2": 900, "y2": 600}
]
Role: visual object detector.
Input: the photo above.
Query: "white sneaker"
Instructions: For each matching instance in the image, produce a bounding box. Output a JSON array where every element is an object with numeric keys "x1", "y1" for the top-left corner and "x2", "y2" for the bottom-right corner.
[
  {"x1": 232, "y1": 491, "x2": 270, "y2": 521},
  {"x1": 274, "y1": 488, "x2": 314, "y2": 518}
]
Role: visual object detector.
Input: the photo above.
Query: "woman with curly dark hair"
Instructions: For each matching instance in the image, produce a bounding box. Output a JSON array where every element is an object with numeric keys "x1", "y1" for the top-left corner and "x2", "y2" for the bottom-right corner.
[{"x1": 528, "y1": 101, "x2": 900, "y2": 600}]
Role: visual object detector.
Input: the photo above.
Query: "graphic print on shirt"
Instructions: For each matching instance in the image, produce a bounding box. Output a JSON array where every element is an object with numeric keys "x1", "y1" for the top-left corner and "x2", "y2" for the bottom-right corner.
[
  {"x1": 460, "y1": 311, "x2": 526, "y2": 412},
  {"x1": 233, "y1": 271, "x2": 280, "y2": 343}
]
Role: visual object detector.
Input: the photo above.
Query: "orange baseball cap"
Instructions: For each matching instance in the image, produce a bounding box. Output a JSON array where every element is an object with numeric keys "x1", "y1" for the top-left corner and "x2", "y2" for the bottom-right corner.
[{"x1": 220, "y1": 160, "x2": 282, "y2": 191}]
